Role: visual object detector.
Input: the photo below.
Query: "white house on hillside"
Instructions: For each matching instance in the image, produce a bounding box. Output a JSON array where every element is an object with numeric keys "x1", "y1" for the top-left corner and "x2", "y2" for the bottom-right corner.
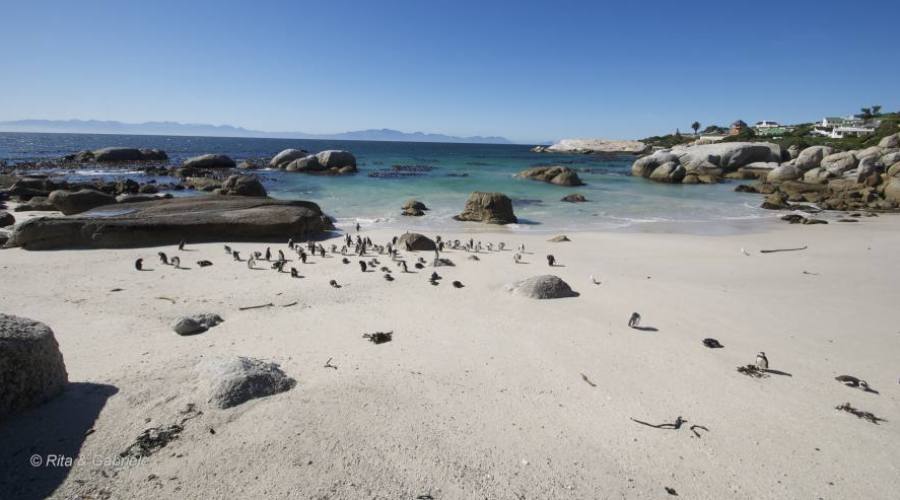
[{"x1": 812, "y1": 115, "x2": 878, "y2": 139}]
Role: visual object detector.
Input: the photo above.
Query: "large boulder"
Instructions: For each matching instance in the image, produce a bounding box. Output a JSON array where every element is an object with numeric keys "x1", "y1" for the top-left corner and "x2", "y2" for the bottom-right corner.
[
  {"x1": 648, "y1": 161, "x2": 686, "y2": 183},
  {"x1": 795, "y1": 146, "x2": 835, "y2": 170},
  {"x1": 183, "y1": 154, "x2": 236, "y2": 169},
  {"x1": 92, "y1": 147, "x2": 167, "y2": 162},
  {"x1": 453, "y1": 192, "x2": 517, "y2": 224},
  {"x1": 881, "y1": 152, "x2": 900, "y2": 167},
  {"x1": 670, "y1": 142, "x2": 783, "y2": 170},
  {"x1": 269, "y1": 149, "x2": 309, "y2": 168},
  {"x1": 518, "y1": 166, "x2": 584, "y2": 186},
  {"x1": 631, "y1": 152, "x2": 679, "y2": 178},
  {"x1": 856, "y1": 146, "x2": 883, "y2": 160},
  {"x1": 767, "y1": 165, "x2": 801, "y2": 183},
  {"x1": 48, "y1": 189, "x2": 116, "y2": 215},
  {"x1": 284, "y1": 155, "x2": 321, "y2": 172},
  {"x1": 402, "y1": 199, "x2": 428, "y2": 211},
  {"x1": 802, "y1": 167, "x2": 833, "y2": 184},
  {"x1": 0, "y1": 314, "x2": 68, "y2": 419},
  {"x1": 885, "y1": 178, "x2": 900, "y2": 203},
  {"x1": 878, "y1": 132, "x2": 900, "y2": 149},
  {"x1": 505, "y1": 275, "x2": 578, "y2": 299},
  {"x1": 820, "y1": 151, "x2": 858, "y2": 175},
  {"x1": 13, "y1": 196, "x2": 57, "y2": 212},
  {"x1": 218, "y1": 175, "x2": 267, "y2": 197},
  {"x1": 198, "y1": 356, "x2": 296, "y2": 409},
  {"x1": 7, "y1": 196, "x2": 333, "y2": 250},
  {"x1": 315, "y1": 150, "x2": 357, "y2": 173},
  {"x1": 397, "y1": 232, "x2": 437, "y2": 251},
  {"x1": 0, "y1": 210, "x2": 14, "y2": 228},
  {"x1": 8, "y1": 177, "x2": 63, "y2": 200}
]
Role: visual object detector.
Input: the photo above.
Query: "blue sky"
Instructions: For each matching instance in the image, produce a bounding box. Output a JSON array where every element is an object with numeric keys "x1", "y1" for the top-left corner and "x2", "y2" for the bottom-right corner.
[{"x1": 1, "y1": 0, "x2": 897, "y2": 143}]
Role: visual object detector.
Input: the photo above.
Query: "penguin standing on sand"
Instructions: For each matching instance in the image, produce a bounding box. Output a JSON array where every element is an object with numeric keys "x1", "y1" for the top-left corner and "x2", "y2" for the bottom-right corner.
[
  {"x1": 134, "y1": 258, "x2": 143, "y2": 271},
  {"x1": 547, "y1": 254, "x2": 556, "y2": 267},
  {"x1": 178, "y1": 239, "x2": 186, "y2": 251},
  {"x1": 232, "y1": 251, "x2": 241, "y2": 261},
  {"x1": 756, "y1": 352, "x2": 769, "y2": 370},
  {"x1": 291, "y1": 267, "x2": 299, "y2": 278},
  {"x1": 224, "y1": 245, "x2": 232, "y2": 255},
  {"x1": 628, "y1": 312, "x2": 641, "y2": 328},
  {"x1": 359, "y1": 261, "x2": 367, "y2": 272},
  {"x1": 265, "y1": 247, "x2": 272, "y2": 261},
  {"x1": 170, "y1": 256, "x2": 181, "y2": 269},
  {"x1": 158, "y1": 252, "x2": 169, "y2": 265}
]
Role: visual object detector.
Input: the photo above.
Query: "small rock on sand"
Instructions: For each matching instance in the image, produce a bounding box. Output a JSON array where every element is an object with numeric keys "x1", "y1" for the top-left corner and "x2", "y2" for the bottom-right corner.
[
  {"x1": 506, "y1": 275, "x2": 578, "y2": 299},
  {"x1": 172, "y1": 313, "x2": 224, "y2": 336},
  {"x1": 199, "y1": 356, "x2": 296, "y2": 409},
  {"x1": 548, "y1": 235, "x2": 570, "y2": 242}
]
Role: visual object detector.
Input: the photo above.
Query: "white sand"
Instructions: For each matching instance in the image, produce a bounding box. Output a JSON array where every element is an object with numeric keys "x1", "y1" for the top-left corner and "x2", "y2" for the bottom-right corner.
[{"x1": 1, "y1": 214, "x2": 899, "y2": 499}]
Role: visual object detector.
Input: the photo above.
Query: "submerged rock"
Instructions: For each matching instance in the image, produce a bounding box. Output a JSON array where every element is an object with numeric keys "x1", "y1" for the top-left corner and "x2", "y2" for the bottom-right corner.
[
  {"x1": 183, "y1": 154, "x2": 236, "y2": 169},
  {"x1": 453, "y1": 192, "x2": 517, "y2": 224},
  {"x1": 199, "y1": 356, "x2": 296, "y2": 409},
  {"x1": 0, "y1": 314, "x2": 68, "y2": 419},
  {"x1": 561, "y1": 193, "x2": 588, "y2": 203},
  {"x1": 518, "y1": 166, "x2": 584, "y2": 186},
  {"x1": 506, "y1": 275, "x2": 578, "y2": 299}
]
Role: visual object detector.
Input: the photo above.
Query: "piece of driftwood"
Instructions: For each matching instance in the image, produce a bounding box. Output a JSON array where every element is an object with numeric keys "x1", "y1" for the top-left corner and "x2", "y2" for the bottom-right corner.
[
  {"x1": 580, "y1": 373, "x2": 597, "y2": 387},
  {"x1": 155, "y1": 296, "x2": 176, "y2": 304},
  {"x1": 324, "y1": 357, "x2": 338, "y2": 370},
  {"x1": 760, "y1": 245, "x2": 807, "y2": 254},
  {"x1": 239, "y1": 302, "x2": 274, "y2": 311}
]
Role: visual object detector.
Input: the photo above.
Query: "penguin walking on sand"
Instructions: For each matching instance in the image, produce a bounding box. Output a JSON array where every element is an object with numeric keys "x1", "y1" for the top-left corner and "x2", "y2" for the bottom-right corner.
[
  {"x1": 224, "y1": 245, "x2": 232, "y2": 255},
  {"x1": 178, "y1": 239, "x2": 186, "y2": 251},
  {"x1": 756, "y1": 352, "x2": 769, "y2": 371},
  {"x1": 134, "y1": 258, "x2": 143, "y2": 271},
  {"x1": 628, "y1": 312, "x2": 641, "y2": 328},
  {"x1": 359, "y1": 261, "x2": 367, "y2": 272},
  {"x1": 158, "y1": 252, "x2": 169, "y2": 265},
  {"x1": 514, "y1": 253, "x2": 522, "y2": 264},
  {"x1": 291, "y1": 267, "x2": 299, "y2": 278},
  {"x1": 288, "y1": 238, "x2": 294, "y2": 250},
  {"x1": 232, "y1": 251, "x2": 241, "y2": 261},
  {"x1": 265, "y1": 247, "x2": 272, "y2": 261},
  {"x1": 247, "y1": 257, "x2": 256, "y2": 270},
  {"x1": 547, "y1": 254, "x2": 556, "y2": 267},
  {"x1": 170, "y1": 256, "x2": 181, "y2": 269}
]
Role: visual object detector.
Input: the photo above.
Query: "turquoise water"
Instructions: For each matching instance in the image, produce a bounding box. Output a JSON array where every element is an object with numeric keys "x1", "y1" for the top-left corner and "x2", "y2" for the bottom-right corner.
[{"x1": 0, "y1": 132, "x2": 771, "y2": 232}]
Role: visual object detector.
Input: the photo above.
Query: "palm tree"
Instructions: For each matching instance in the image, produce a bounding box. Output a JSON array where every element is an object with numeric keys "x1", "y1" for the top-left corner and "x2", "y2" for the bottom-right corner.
[
  {"x1": 860, "y1": 107, "x2": 872, "y2": 119},
  {"x1": 872, "y1": 105, "x2": 882, "y2": 116},
  {"x1": 691, "y1": 121, "x2": 700, "y2": 136}
]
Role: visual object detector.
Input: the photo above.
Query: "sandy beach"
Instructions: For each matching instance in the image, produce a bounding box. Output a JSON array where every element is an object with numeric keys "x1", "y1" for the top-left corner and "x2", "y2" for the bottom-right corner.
[{"x1": 2, "y1": 210, "x2": 898, "y2": 499}]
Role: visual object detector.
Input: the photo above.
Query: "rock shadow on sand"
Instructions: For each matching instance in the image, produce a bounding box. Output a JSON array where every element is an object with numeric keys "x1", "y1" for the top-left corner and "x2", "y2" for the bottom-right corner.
[{"x1": 0, "y1": 382, "x2": 118, "y2": 500}]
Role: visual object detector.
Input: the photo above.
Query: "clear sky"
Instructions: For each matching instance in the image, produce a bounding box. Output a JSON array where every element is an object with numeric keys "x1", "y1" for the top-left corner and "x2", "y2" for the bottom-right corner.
[{"x1": 1, "y1": 0, "x2": 897, "y2": 143}]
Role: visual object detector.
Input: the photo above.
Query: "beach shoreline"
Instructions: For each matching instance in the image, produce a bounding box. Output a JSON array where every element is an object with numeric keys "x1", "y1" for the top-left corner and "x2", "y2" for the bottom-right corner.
[{"x1": 2, "y1": 213, "x2": 898, "y2": 499}]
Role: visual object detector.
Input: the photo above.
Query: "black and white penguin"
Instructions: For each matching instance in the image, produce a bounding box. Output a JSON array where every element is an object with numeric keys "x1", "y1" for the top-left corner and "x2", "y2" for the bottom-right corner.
[
  {"x1": 265, "y1": 247, "x2": 272, "y2": 261},
  {"x1": 291, "y1": 267, "x2": 299, "y2": 278},
  {"x1": 158, "y1": 252, "x2": 169, "y2": 265},
  {"x1": 358, "y1": 260, "x2": 367, "y2": 272},
  {"x1": 134, "y1": 258, "x2": 143, "y2": 271},
  {"x1": 232, "y1": 251, "x2": 241, "y2": 261},
  {"x1": 547, "y1": 254, "x2": 556, "y2": 267},
  {"x1": 178, "y1": 239, "x2": 186, "y2": 251},
  {"x1": 628, "y1": 312, "x2": 641, "y2": 328},
  {"x1": 756, "y1": 352, "x2": 769, "y2": 370},
  {"x1": 170, "y1": 256, "x2": 181, "y2": 269}
]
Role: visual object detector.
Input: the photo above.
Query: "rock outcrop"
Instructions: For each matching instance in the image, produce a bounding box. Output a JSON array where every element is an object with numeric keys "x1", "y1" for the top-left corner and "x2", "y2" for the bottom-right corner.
[
  {"x1": 401, "y1": 199, "x2": 428, "y2": 216},
  {"x1": 453, "y1": 192, "x2": 517, "y2": 224},
  {"x1": 518, "y1": 166, "x2": 584, "y2": 186},
  {"x1": 561, "y1": 193, "x2": 588, "y2": 203},
  {"x1": 183, "y1": 154, "x2": 236, "y2": 169},
  {"x1": 48, "y1": 189, "x2": 116, "y2": 215},
  {"x1": 0, "y1": 314, "x2": 68, "y2": 419},
  {"x1": 7, "y1": 196, "x2": 333, "y2": 250},
  {"x1": 505, "y1": 275, "x2": 578, "y2": 299},
  {"x1": 198, "y1": 356, "x2": 296, "y2": 409},
  {"x1": 794, "y1": 146, "x2": 835, "y2": 170},
  {"x1": 0, "y1": 210, "x2": 14, "y2": 228},
  {"x1": 65, "y1": 147, "x2": 168, "y2": 163},
  {"x1": 537, "y1": 138, "x2": 648, "y2": 154}
]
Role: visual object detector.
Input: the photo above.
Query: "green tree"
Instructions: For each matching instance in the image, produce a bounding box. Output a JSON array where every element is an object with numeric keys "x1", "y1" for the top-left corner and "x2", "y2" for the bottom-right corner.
[
  {"x1": 872, "y1": 105, "x2": 882, "y2": 116},
  {"x1": 691, "y1": 121, "x2": 700, "y2": 135},
  {"x1": 860, "y1": 107, "x2": 872, "y2": 119}
]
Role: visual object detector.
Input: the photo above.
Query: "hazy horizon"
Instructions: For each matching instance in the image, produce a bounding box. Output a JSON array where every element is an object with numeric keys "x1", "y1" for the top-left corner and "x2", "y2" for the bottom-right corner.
[{"x1": 2, "y1": 0, "x2": 898, "y2": 143}]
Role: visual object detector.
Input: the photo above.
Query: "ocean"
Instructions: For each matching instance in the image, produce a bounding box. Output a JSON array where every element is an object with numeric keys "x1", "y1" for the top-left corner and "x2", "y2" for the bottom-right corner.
[{"x1": 0, "y1": 132, "x2": 772, "y2": 233}]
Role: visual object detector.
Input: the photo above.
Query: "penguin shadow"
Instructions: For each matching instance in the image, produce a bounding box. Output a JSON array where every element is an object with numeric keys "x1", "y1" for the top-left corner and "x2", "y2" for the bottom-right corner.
[
  {"x1": 761, "y1": 369, "x2": 793, "y2": 377},
  {"x1": 138, "y1": 268, "x2": 154, "y2": 272},
  {"x1": 630, "y1": 326, "x2": 659, "y2": 332},
  {"x1": 549, "y1": 263, "x2": 566, "y2": 268}
]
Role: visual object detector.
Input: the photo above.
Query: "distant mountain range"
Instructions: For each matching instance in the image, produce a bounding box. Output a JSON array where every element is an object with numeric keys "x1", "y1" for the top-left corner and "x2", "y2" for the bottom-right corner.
[{"x1": 0, "y1": 119, "x2": 513, "y2": 144}]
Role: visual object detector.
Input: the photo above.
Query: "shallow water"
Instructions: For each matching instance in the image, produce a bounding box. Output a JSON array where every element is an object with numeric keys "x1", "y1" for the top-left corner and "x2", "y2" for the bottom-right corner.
[{"x1": 0, "y1": 132, "x2": 774, "y2": 233}]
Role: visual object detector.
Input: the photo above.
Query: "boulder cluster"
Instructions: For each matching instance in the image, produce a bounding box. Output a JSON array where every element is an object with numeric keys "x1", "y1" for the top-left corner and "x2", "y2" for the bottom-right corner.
[
  {"x1": 632, "y1": 133, "x2": 900, "y2": 211},
  {"x1": 269, "y1": 149, "x2": 357, "y2": 175},
  {"x1": 63, "y1": 147, "x2": 168, "y2": 163}
]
